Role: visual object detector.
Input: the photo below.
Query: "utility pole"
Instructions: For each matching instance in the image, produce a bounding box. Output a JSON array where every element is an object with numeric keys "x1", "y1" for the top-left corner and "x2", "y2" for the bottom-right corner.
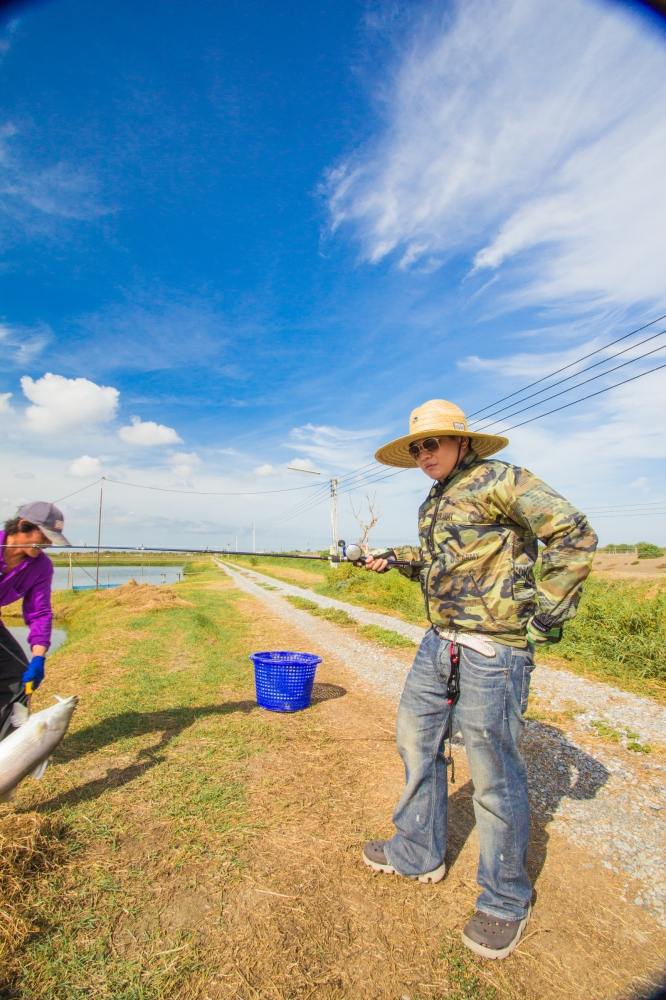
[
  {"x1": 95, "y1": 477, "x2": 105, "y2": 591},
  {"x1": 329, "y1": 478, "x2": 338, "y2": 557},
  {"x1": 67, "y1": 552, "x2": 73, "y2": 590}
]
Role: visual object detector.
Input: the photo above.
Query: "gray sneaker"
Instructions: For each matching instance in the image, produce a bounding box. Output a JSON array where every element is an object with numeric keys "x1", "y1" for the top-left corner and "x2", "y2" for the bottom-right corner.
[
  {"x1": 461, "y1": 906, "x2": 531, "y2": 960},
  {"x1": 362, "y1": 840, "x2": 446, "y2": 884}
]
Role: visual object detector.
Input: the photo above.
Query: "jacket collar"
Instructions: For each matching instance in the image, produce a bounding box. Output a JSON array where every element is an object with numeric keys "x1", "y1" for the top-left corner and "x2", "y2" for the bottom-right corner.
[{"x1": 428, "y1": 449, "x2": 481, "y2": 499}]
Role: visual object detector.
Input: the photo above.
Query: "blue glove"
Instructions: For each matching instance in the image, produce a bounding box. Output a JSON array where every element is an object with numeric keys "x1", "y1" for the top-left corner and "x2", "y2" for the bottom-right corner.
[{"x1": 22, "y1": 655, "x2": 46, "y2": 690}]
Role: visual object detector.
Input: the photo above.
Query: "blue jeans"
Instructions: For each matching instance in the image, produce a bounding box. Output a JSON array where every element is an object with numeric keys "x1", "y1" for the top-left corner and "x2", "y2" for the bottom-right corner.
[{"x1": 384, "y1": 628, "x2": 535, "y2": 920}]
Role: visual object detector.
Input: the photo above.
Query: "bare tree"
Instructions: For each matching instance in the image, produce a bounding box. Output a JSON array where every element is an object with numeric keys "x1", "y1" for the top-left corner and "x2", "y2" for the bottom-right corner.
[{"x1": 349, "y1": 493, "x2": 381, "y2": 553}]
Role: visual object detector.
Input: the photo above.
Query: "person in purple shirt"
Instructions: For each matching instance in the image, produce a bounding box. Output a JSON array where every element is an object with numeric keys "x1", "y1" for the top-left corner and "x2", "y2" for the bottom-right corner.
[{"x1": 0, "y1": 501, "x2": 70, "y2": 740}]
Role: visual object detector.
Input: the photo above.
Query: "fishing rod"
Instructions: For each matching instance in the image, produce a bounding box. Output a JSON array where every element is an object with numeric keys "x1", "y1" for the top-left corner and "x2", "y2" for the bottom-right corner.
[{"x1": 11, "y1": 539, "x2": 420, "y2": 570}]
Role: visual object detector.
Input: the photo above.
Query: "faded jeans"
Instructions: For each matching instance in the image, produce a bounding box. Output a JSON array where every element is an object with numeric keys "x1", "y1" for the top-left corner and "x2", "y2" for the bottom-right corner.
[{"x1": 384, "y1": 628, "x2": 535, "y2": 920}]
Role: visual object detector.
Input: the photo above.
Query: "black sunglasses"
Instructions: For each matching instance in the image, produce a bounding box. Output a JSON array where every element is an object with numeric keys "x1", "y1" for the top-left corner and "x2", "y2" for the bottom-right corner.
[{"x1": 408, "y1": 437, "x2": 442, "y2": 459}]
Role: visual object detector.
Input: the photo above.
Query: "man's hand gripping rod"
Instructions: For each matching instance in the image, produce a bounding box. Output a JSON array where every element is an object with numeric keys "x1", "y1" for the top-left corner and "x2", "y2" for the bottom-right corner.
[{"x1": 335, "y1": 540, "x2": 423, "y2": 570}]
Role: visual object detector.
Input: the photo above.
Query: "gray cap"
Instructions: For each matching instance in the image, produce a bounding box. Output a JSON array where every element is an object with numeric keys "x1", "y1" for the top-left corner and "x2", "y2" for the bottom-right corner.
[{"x1": 16, "y1": 501, "x2": 70, "y2": 546}]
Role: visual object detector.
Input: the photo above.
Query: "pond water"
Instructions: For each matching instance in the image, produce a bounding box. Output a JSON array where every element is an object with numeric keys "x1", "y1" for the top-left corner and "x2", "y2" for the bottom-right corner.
[
  {"x1": 10, "y1": 627, "x2": 68, "y2": 656},
  {"x1": 52, "y1": 565, "x2": 185, "y2": 591}
]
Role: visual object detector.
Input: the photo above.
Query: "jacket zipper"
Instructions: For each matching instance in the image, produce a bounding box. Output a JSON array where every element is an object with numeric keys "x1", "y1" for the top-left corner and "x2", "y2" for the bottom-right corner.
[{"x1": 424, "y1": 485, "x2": 445, "y2": 624}]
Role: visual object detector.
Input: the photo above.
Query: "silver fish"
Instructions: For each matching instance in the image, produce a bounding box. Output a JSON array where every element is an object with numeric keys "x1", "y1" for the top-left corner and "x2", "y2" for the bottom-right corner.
[{"x1": 0, "y1": 695, "x2": 78, "y2": 801}]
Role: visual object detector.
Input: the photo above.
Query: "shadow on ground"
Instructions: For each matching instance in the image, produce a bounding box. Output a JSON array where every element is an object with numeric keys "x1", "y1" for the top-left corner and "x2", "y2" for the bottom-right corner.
[
  {"x1": 446, "y1": 721, "x2": 610, "y2": 888},
  {"x1": 30, "y1": 684, "x2": 346, "y2": 813},
  {"x1": 30, "y1": 701, "x2": 256, "y2": 813}
]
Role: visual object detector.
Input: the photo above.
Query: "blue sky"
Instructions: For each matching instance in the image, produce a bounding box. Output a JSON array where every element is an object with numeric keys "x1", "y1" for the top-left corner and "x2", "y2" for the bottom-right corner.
[{"x1": 1, "y1": 0, "x2": 665, "y2": 550}]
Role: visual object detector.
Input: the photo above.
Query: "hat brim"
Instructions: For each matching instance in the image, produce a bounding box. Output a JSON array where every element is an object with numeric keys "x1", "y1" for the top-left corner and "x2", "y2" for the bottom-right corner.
[
  {"x1": 375, "y1": 428, "x2": 508, "y2": 467},
  {"x1": 38, "y1": 525, "x2": 71, "y2": 546}
]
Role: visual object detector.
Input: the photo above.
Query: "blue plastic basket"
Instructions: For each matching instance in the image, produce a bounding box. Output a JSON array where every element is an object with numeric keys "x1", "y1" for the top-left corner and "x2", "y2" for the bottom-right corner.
[{"x1": 250, "y1": 650, "x2": 322, "y2": 713}]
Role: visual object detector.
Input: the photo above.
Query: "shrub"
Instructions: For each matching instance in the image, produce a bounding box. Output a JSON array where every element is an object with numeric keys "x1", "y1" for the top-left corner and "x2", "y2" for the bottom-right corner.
[{"x1": 637, "y1": 542, "x2": 663, "y2": 560}]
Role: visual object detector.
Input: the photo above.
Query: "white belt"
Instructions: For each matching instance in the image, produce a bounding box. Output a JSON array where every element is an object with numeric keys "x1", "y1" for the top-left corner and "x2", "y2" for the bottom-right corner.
[{"x1": 431, "y1": 626, "x2": 496, "y2": 658}]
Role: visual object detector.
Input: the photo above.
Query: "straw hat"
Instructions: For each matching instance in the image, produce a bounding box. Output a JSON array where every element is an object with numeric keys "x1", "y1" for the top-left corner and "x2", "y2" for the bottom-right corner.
[{"x1": 375, "y1": 399, "x2": 508, "y2": 468}]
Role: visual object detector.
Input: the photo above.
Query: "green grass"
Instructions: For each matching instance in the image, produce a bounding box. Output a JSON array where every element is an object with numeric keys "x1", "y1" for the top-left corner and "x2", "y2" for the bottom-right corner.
[
  {"x1": 285, "y1": 594, "x2": 417, "y2": 650},
  {"x1": 50, "y1": 550, "x2": 194, "y2": 567},
  {"x1": 357, "y1": 624, "x2": 417, "y2": 648},
  {"x1": 552, "y1": 576, "x2": 665, "y2": 694},
  {"x1": 589, "y1": 719, "x2": 652, "y2": 754},
  {"x1": 435, "y1": 937, "x2": 499, "y2": 1000},
  {"x1": 3, "y1": 561, "x2": 279, "y2": 998}
]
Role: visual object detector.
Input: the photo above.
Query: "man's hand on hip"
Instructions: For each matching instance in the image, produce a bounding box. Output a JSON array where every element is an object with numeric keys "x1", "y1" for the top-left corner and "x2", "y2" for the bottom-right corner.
[{"x1": 526, "y1": 616, "x2": 562, "y2": 645}]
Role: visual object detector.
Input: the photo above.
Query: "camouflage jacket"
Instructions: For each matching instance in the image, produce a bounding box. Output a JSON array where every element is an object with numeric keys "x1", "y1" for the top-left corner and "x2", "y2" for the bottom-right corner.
[{"x1": 392, "y1": 452, "x2": 597, "y2": 647}]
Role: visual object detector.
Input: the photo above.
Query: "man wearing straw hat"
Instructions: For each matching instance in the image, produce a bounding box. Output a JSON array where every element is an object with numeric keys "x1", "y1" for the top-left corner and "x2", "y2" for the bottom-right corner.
[{"x1": 362, "y1": 400, "x2": 597, "y2": 959}]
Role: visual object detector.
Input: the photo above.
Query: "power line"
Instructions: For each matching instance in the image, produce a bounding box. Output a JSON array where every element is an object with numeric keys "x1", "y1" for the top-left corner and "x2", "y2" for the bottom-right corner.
[
  {"x1": 467, "y1": 312, "x2": 666, "y2": 419},
  {"x1": 267, "y1": 460, "x2": 387, "y2": 525},
  {"x1": 589, "y1": 511, "x2": 666, "y2": 518},
  {"x1": 54, "y1": 478, "x2": 102, "y2": 503},
  {"x1": 475, "y1": 342, "x2": 665, "y2": 432},
  {"x1": 583, "y1": 499, "x2": 666, "y2": 512},
  {"x1": 498, "y1": 361, "x2": 666, "y2": 434},
  {"x1": 472, "y1": 329, "x2": 665, "y2": 430},
  {"x1": 103, "y1": 475, "x2": 326, "y2": 497},
  {"x1": 277, "y1": 467, "x2": 408, "y2": 525}
]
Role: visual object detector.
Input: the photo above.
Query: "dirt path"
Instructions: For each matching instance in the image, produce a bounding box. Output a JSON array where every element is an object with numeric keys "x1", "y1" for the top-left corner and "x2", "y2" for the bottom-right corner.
[{"x1": 204, "y1": 585, "x2": 665, "y2": 1000}]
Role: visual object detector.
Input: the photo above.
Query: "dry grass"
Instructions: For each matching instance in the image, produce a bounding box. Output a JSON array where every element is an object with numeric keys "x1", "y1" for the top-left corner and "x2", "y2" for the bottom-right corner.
[
  {"x1": 106, "y1": 579, "x2": 194, "y2": 612},
  {"x1": 0, "y1": 813, "x2": 68, "y2": 976}
]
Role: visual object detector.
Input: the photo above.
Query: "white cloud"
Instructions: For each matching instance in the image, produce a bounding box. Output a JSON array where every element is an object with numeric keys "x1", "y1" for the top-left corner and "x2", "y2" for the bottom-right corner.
[
  {"x1": 21, "y1": 373, "x2": 119, "y2": 434},
  {"x1": 69, "y1": 455, "x2": 102, "y2": 478},
  {"x1": 254, "y1": 463, "x2": 278, "y2": 477},
  {"x1": 0, "y1": 124, "x2": 107, "y2": 226},
  {"x1": 168, "y1": 451, "x2": 200, "y2": 480},
  {"x1": 0, "y1": 392, "x2": 12, "y2": 413},
  {"x1": 286, "y1": 423, "x2": 382, "y2": 471},
  {"x1": 0, "y1": 321, "x2": 50, "y2": 365},
  {"x1": 325, "y1": 0, "x2": 666, "y2": 308},
  {"x1": 118, "y1": 416, "x2": 182, "y2": 447}
]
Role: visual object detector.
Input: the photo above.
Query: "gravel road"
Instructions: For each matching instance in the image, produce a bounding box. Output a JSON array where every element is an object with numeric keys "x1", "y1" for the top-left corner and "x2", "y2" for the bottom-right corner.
[{"x1": 217, "y1": 560, "x2": 666, "y2": 926}]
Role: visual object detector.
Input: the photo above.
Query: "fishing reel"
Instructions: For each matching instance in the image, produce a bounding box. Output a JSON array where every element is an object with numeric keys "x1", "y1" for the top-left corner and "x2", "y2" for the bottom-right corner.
[
  {"x1": 336, "y1": 540, "x2": 397, "y2": 566},
  {"x1": 336, "y1": 540, "x2": 365, "y2": 565}
]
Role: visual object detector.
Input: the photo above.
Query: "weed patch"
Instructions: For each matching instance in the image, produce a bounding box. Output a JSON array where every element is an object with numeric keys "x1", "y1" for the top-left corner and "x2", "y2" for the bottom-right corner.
[
  {"x1": 589, "y1": 719, "x2": 652, "y2": 753},
  {"x1": 438, "y1": 937, "x2": 499, "y2": 999}
]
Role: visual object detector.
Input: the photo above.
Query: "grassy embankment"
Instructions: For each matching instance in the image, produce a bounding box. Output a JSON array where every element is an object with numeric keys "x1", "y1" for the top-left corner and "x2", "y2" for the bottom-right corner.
[
  {"x1": 50, "y1": 551, "x2": 190, "y2": 567},
  {"x1": 1, "y1": 560, "x2": 278, "y2": 997},
  {"x1": 226, "y1": 555, "x2": 666, "y2": 701}
]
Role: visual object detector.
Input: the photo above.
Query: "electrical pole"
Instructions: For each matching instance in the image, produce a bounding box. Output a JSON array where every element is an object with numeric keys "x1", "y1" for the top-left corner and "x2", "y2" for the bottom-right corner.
[
  {"x1": 329, "y1": 478, "x2": 338, "y2": 557},
  {"x1": 95, "y1": 478, "x2": 105, "y2": 590}
]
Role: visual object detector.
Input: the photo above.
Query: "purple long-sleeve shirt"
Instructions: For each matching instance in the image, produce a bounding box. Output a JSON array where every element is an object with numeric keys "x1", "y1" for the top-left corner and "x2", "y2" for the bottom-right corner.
[{"x1": 0, "y1": 531, "x2": 54, "y2": 650}]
